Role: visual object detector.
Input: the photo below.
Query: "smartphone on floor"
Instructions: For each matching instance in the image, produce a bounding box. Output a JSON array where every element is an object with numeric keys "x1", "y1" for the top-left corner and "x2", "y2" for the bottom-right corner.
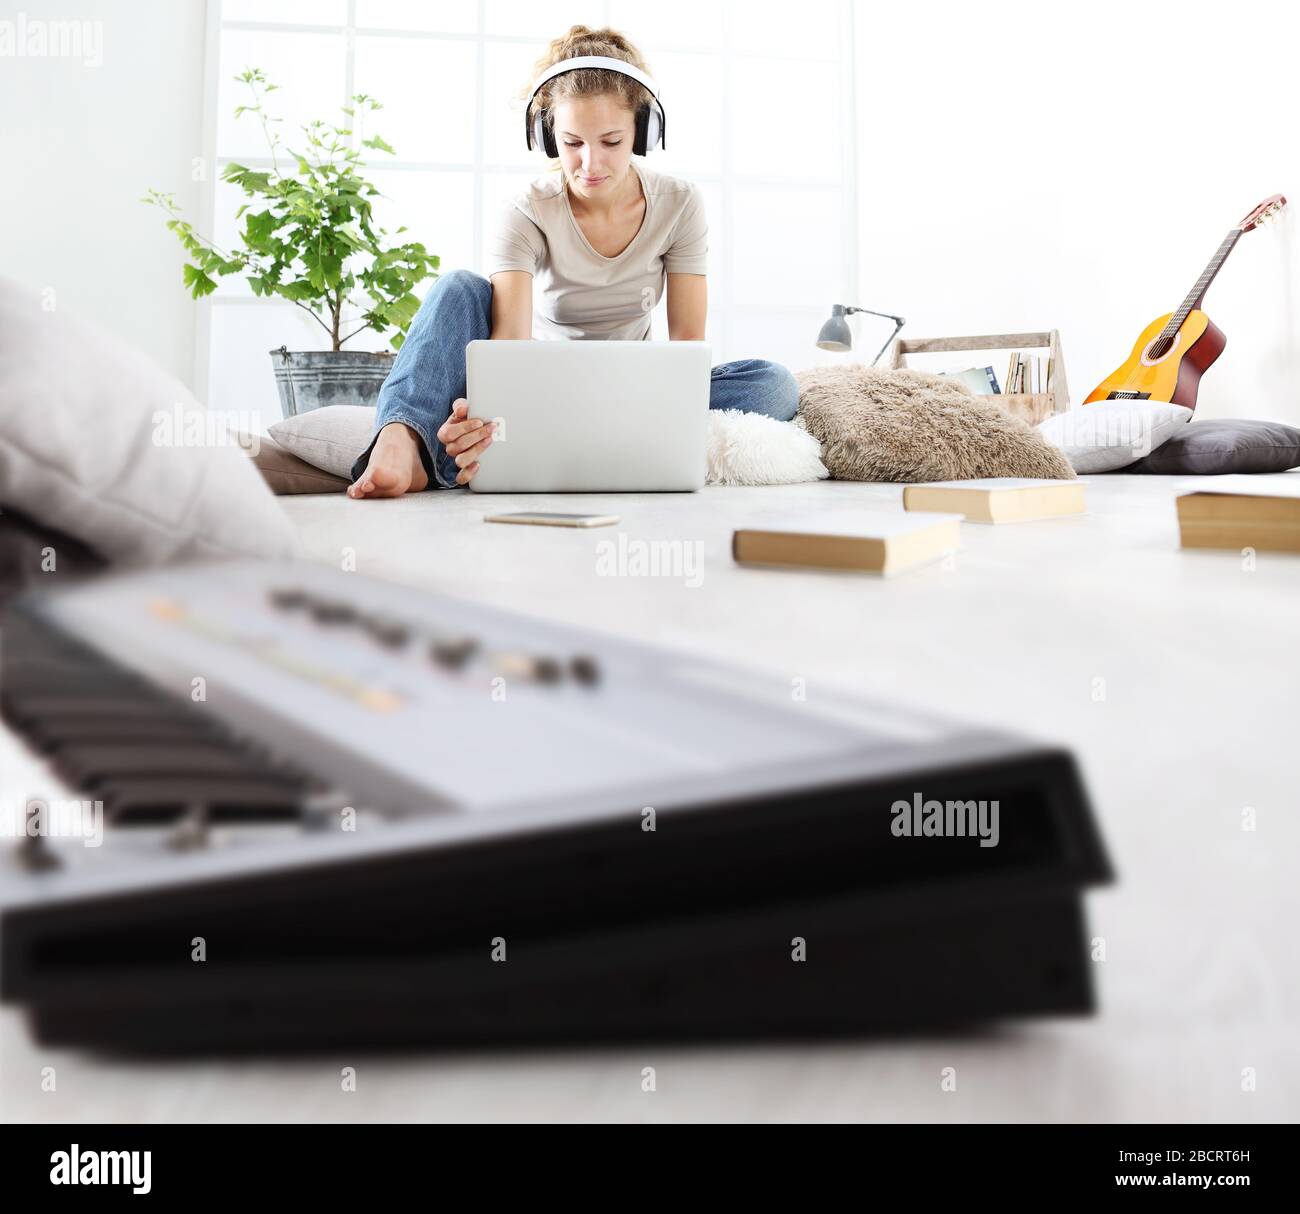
[{"x1": 483, "y1": 512, "x2": 621, "y2": 528}]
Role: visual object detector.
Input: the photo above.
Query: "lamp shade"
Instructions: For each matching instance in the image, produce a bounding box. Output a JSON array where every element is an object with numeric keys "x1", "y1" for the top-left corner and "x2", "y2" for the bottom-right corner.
[
  {"x1": 816, "y1": 309, "x2": 852, "y2": 351},
  {"x1": 816, "y1": 303, "x2": 906, "y2": 366}
]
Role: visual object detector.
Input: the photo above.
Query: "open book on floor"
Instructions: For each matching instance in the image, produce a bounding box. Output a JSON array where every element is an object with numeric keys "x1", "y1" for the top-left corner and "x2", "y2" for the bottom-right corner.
[
  {"x1": 732, "y1": 511, "x2": 961, "y2": 575},
  {"x1": 903, "y1": 478, "x2": 1085, "y2": 523}
]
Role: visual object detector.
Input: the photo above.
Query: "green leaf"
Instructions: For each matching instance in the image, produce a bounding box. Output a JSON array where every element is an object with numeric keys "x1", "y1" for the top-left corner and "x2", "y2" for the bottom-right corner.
[
  {"x1": 361, "y1": 134, "x2": 395, "y2": 155},
  {"x1": 390, "y1": 293, "x2": 420, "y2": 323},
  {"x1": 278, "y1": 280, "x2": 319, "y2": 302},
  {"x1": 182, "y1": 263, "x2": 218, "y2": 298},
  {"x1": 222, "y1": 163, "x2": 273, "y2": 193},
  {"x1": 244, "y1": 209, "x2": 282, "y2": 244}
]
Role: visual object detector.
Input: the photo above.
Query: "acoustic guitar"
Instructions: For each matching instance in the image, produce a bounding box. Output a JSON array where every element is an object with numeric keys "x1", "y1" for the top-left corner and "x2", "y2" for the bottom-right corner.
[{"x1": 1085, "y1": 194, "x2": 1287, "y2": 409}]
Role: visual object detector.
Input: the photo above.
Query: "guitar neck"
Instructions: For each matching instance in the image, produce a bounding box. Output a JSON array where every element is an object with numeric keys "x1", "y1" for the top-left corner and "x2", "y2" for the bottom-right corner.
[{"x1": 1165, "y1": 229, "x2": 1242, "y2": 335}]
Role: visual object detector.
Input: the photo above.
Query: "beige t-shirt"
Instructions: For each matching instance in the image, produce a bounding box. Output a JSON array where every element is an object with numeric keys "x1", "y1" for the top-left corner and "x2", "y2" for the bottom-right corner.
[{"x1": 485, "y1": 161, "x2": 707, "y2": 341}]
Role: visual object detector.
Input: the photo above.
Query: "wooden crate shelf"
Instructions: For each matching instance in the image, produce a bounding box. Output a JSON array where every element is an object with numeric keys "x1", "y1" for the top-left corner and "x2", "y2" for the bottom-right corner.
[{"x1": 889, "y1": 329, "x2": 1069, "y2": 425}]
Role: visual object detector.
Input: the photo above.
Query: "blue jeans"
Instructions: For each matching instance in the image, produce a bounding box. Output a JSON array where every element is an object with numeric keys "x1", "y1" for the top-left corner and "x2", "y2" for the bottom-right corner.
[{"x1": 351, "y1": 269, "x2": 800, "y2": 488}]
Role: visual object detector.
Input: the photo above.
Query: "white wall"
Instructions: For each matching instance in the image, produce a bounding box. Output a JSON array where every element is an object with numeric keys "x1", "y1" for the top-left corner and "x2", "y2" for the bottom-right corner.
[
  {"x1": 0, "y1": 0, "x2": 208, "y2": 388},
  {"x1": 855, "y1": 0, "x2": 1300, "y2": 422}
]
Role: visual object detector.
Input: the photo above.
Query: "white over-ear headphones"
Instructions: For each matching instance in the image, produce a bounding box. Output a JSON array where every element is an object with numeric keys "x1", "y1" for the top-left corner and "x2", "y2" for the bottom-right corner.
[{"x1": 524, "y1": 55, "x2": 666, "y2": 158}]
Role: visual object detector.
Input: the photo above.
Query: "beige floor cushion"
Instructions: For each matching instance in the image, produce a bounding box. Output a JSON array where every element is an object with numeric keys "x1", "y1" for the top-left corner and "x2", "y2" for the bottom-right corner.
[{"x1": 237, "y1": 430, "x2": 350, "y2": 494}]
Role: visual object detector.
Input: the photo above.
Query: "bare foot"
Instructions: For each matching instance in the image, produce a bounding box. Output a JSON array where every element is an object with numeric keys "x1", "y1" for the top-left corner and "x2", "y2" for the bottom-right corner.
[{"x1": 347, "y1": 422, "x2": 430, "y2": 499}]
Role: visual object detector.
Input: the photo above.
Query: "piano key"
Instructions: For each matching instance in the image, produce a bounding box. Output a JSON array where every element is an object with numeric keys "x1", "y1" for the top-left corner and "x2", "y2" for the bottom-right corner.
[
  {"x1": 53, "y1": 744, "x2": 296, "y2": 789},
  {"x1": 31, "y1": 719, "x2": 225, "y2": 751}
]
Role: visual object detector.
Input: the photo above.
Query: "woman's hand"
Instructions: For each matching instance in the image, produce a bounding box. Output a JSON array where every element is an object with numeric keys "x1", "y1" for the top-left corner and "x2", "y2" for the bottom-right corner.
[{"x1": 436, "y1": 399, "x2": 495, "y2": 485}]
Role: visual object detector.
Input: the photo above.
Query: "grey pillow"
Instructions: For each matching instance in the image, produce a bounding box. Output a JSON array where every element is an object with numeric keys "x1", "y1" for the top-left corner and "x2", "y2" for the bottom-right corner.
[
  {"x1": 1126, "y1": 418, "x2": 1300, "y2": 475},
  {"x1": 0, "y1": 277, "x2": 300, "y2": 567}
]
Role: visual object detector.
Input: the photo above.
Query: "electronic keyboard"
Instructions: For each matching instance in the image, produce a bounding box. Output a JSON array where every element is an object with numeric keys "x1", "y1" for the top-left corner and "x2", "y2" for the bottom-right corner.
[{"x1": 0, "y1": 560, "x2": 1113, "y2": 1052}]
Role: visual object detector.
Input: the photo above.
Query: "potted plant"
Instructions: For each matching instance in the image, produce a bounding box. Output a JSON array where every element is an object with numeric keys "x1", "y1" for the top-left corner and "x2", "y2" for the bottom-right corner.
[{"x1": 145, "y1": 68, "x2": 439, "y2": 417}]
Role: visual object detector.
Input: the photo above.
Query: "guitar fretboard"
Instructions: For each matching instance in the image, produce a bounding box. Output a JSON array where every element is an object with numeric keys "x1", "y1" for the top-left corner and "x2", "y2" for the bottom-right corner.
[{"x1": 1153, "y1": 230, "x2": 1242, "y2": 355}]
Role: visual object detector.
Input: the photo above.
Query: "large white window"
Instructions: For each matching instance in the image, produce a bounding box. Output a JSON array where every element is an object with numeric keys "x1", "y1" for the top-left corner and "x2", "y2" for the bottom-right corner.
[{"x1": 198, "y1": 0, "x2": 858, "y2": 429}]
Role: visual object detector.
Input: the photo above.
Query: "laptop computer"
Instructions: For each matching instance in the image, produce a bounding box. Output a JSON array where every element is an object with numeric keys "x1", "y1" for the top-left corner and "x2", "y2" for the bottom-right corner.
[{"x1": 465, "y1": 339, "x2": 711, "y2": 492}]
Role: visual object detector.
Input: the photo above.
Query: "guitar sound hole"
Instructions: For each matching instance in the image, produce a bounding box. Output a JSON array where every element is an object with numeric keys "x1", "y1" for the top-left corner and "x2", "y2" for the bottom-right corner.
[{"x1": 1147, "y1": 336, "x2": 1174, "y2": 361}]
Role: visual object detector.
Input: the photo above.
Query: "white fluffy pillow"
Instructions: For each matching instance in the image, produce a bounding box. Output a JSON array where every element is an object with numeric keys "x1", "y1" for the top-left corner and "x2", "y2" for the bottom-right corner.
[
  {"x1": 0, "y1": 278, "x2": 298, "y2": 567},
  {"x1": 706, "y1": 410, "x2": 828, "y2": 485},
  {"x1": 271, "y1": 403, "x2": 830, "y2": 487},
  {"x1": 1037, "y1": 400, "x2": 1193, "y2": 472}
]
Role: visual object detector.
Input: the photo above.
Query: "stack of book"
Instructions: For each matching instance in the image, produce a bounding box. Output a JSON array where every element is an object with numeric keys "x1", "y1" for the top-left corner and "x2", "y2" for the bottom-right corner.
[
  {"x1": 1004, "y1": 351, "x2": 1053, "y2": 395},
  {"x1": 938, "y1": 355, "x2": 1055, "y2": 397}
]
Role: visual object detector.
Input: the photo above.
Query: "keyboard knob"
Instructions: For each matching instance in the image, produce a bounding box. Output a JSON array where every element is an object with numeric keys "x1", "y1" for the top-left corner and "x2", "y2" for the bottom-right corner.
[
  {"x1": 534, "y1": 657, "x2": 563, "y2": 684},
  {"x1": 16, "y1": 830, "x2": 62, "y2": 872},
  {"x1": 269, "y1": 588, "x2": 309, "y2": 611},
  {"x1": 166, "y1": 805, "x2": 210, "y2": 851},
  {"x1": 431, "y1": 638, "x2": 477, "y2": 669},
  {"x1": 310, "y1": 600, "x2": 358, "y2": 625},
  {"x1": 569, "y1": 655, "x2": 600, "y2": 685},
  {"x1": 365, "y1": 616, "x2": 410, "y2": 648}
]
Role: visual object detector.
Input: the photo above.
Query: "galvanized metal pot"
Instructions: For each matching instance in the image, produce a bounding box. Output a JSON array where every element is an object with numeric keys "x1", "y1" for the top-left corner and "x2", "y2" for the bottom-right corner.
[{"x1": 270, "y1": 346, "x2": 396, "y2": 418}]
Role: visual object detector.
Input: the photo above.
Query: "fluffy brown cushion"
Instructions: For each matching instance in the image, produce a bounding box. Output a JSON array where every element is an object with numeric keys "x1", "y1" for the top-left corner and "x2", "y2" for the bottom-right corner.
[
  {"x1": 234, "y1": 432, "x2": 349, "y2": 495},
  {"x1": 795, "y1": 366, "x2": 1075, "y2": 482}
]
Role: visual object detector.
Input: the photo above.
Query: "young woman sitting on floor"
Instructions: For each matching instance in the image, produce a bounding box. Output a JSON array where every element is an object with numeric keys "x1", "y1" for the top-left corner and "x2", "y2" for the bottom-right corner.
[{"x1": 348, "y1": 23, "x2": 798, "y2": 498}]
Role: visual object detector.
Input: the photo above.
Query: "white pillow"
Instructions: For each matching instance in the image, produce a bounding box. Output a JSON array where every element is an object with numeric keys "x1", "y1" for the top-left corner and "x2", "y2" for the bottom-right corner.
[
  {"x1": 271, "y1": 404, "x2": 829, "y2": 487},
  {"x1": 0, "y1": 277, "x2": 299, "y2": 567},
  {"x1": 270, "y1": 405, "x2": 375, "y2": 479},
  {"x1": 1037, "y1": 400, "x2": 1193, "y2": 472}
]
